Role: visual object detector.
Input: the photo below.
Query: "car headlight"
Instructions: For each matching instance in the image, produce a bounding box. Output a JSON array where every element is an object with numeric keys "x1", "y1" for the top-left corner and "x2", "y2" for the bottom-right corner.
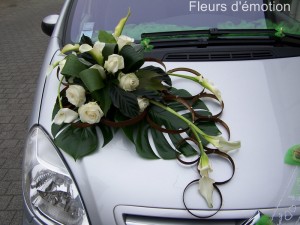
[{"x1": 22, "y1": 126, "x2": 89, "y2": 225}]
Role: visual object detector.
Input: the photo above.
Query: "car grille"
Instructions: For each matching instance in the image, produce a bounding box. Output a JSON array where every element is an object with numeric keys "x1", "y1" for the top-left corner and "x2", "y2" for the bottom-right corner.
[
  {"x1": 124, "y1": 214, "x2": 300, "y2": 225},
  {"x1": 125, "y1": 215, "x2": 245, "y2": 225}
]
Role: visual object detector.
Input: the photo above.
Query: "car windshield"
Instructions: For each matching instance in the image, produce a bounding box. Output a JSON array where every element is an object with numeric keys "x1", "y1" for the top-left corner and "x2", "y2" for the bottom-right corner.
[{"x1": 66, "y1": 0, "x2": 300, "y2": 43}]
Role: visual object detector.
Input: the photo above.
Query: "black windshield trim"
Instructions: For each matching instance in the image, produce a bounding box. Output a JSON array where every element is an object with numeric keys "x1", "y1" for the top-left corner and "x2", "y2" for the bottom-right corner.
[
  {"x1": 149, "y1": 38, "x2": 277, "y2": 49},
  {"x1": 141, "y1": 29, "x2": 277, "y2": 39}
]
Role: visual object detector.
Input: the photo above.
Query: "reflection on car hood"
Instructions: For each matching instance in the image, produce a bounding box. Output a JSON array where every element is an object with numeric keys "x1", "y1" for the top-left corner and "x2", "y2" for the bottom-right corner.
[{"x1": 39, "y1": 56, "x2": 300, "y2": 219}]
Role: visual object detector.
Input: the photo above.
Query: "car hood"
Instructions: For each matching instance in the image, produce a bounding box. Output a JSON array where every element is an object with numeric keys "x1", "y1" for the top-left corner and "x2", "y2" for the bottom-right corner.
[{"x1": 39, "y1": 55, "x2": 300, "y2": 220}]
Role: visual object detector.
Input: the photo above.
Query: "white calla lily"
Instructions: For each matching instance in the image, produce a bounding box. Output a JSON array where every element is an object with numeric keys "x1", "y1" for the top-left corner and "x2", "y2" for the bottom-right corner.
[
  {"x1": 46, "y1": 59, "x2": 62, "y2": 77},
  {"x1": 79, "y1": 43, "x2": 104, "y2": 65},
  {"x1": 198, "y1": 153, "x2": 212, "y2": 177},
  {"x1": 167, "y1": 72, "x2": 222, "y2": 103},
  {"x1": 117, "y1": 35, "x2": 134, "y2": 50},
  {"x1": 197, "y1": 76, "x2": 222, "y2": 103},
  {"x1": 114, "y1": 8, "x2": 131, "y2": 37},
  {"x1": 203, "y1": 135, "x2": 241, "y2": 153},
  {"x1": 46, "y1": 64, "x2": 57, "y2": 77},
  {"x1": 58, "y1": 59, "x2": 67, "y2": 71},
  {"x1": 199, "y1": 176, "x2": 215, "y2": 208},
  {"x1": 94, "y1": 41, "x2": 105, "y2": 52},
  {"x1": 53, "y1": 108, "x2": 78, "y2": 125},
  {"x1": 61, "y1": 44, "x2": 80, "y2": 54},
  {"x1": 79, "y1": 44, "x2": 93, "y2": 53}
]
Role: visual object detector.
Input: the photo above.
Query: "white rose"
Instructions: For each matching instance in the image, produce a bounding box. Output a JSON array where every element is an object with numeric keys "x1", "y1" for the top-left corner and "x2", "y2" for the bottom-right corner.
[
  {"x1": 118, "y1": 73, "x2": 139, "y2": 91},
  {"x1": 117, "y1": 35, "x2": 134, "y2": 50},
  {"x1": 78, "y1": 102, "x2": 104, "y2": 124},
  {"x1": 53, "y1": 108, "x2": 78, "y2": 125},
  {"x1": 104, "y1": 54, "x2": 124, "y2": 74},
  {"x1": 137, "y1": 97, "x2": 149, "y2": 112},
  {"x1": 66, "y1": 85, "x2": 86, "y2": 107}
]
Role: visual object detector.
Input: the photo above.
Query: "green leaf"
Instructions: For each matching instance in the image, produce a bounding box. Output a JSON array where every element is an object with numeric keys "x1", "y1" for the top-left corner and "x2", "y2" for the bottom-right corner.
[
  {"x1": 79, "y1": 34, "x2": 93, "y2": 46},
  {"x1": 98, "y1": 30, "x2": 117, "y2": 43},
  {"x1": 168, "y1": 88, "x2": 209, "y2": 112},
  {"x1": 99, "y1": 125, "x2": 114, "y2": 147},
  {"x1": 51, "y1": 123, "x2": 67, "y2": 139},
  {"x1": 150, "y1": 129, "x2": 177, "y2": 159},
  {"x1": 115, "y1": 112, "x2": 134, "y2": 142},
  {"x1": 142, "y1": 66, "x2": 171, "y2": 86},
  {"x1": 110, "y1": 85, "x2": 140, "y2": 118},
  {"x1": 148, "y1": 97, "x2": 220, "y2": 157},
  {"x1": 193, "y1": 100, "x2": 209, "y2": 112},
  {"x1": 61, "y1": 54, "x2": 88, "y2": 78},
  {"x1": 141, "y1": 38, "x2": 154, "y2": 52},
  {"x1": 92, "y1": 86, "x2": 112, "y2": 116},
  {"x1": 148, "y1": 105, "x2": 196, "y2": 156},
  {"x1": 54, "y1": 126, "x2": 98, "y2": 160},
  {"x1": 119, "y1": 45, "x2": 144, "y2": 73},
  {"x1": 148, "y1": 105, "x2": 187, "y2": 130},
  {"x1": 196, "y1": 120, "x2": 221, "y2": 136},
  {"x1": 51, "y1": 99, "x2": 60, "y2": 120},
  {"x1": 132, "y1": 44, "x2": 144, "y2": 54},
  {"x1": 169, "y1": 88, "x2": 191, "y2": 97},
  {"x1": 79, "y1": 68, "x2": 105, "y2": 92},
  {"x1": 79, "y1": 52, "x2": 97, "y2": 65},
  {"x1": 135, "y1": 121, "x2": 159, "y2": 159},
  {"x1": 136, "y1": 70, "x2": 168, "y2": 91},
  {"x1": 168, "y1": 133, "x2": 198, "y2": 157},
  {"x1": 127, "y1": 86, "x2": 221, "y2": 159},
  {"x1": 131, "y1": 105, "x2": 197, "y2": 159},
  {"x1": 132, "y1": 89, "x2": 162, "y2": 101},
  {"x1": 102, "y1": 44, "x2": 118, "y2": 60}
]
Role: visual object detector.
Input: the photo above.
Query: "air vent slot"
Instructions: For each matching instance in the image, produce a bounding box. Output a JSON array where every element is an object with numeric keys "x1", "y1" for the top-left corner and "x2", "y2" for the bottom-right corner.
[
  {"x1": 232, "y1": 53, "x2": 252, "y2": 59},
  {"x1": 252, "y1": 51, "x2": 273, "y2": 58},
  {"x1": 189, "y1": 54, "x2": 210, "y2": 60},
  {"x1": 164, "y1": 50, "x2": 274, "y2": 61},
  {"x1": 210, "y1": 53, "x2": 231, "y2": 59},
  {"x1": 164, "y1": 54, "x2": 188, "y2": 60}
]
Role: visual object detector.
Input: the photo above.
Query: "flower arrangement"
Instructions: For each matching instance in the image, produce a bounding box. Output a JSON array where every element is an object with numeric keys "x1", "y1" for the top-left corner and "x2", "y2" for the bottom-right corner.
[{"x1": 49, "y1": 9, "x2": 241, "y2": 216}]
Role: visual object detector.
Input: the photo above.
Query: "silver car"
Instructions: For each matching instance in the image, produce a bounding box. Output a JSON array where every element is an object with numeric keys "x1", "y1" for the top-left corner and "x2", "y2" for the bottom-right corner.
[{"x1": 22, "y1": 0, "x2": 300, "y2": 224}]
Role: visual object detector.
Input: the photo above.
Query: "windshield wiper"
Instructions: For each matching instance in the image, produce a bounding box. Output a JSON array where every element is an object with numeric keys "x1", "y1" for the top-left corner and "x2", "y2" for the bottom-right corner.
[
  {"x1": 142, "y1": 28, "x2": 300, "y2": 48},
  {"x1": 141, "y1": 29, "x2": 278, "y2": 48},
  {"x1": 142, "y1": 28, "x2": 276, "y2": 39}
]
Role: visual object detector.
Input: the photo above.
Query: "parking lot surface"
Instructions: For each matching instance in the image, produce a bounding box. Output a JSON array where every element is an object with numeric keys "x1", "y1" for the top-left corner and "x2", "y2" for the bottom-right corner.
[{"x1": 0, "y1": 0, "x2": 63, "y2": 224}]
